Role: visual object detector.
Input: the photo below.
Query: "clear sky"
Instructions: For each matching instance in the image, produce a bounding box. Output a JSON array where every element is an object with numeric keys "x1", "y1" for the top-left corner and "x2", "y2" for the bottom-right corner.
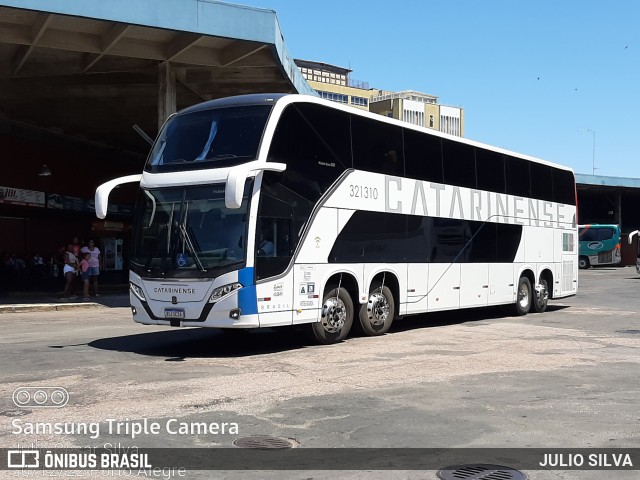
[{"x1": 237, "y1": 0, "x2": 639, "y2": 177}]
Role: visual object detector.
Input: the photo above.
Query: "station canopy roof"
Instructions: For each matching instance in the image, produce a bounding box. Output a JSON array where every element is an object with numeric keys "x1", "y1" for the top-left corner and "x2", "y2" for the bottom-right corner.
[{"x1": 0, "y1": 0, "x2": 313, "y2": 154}]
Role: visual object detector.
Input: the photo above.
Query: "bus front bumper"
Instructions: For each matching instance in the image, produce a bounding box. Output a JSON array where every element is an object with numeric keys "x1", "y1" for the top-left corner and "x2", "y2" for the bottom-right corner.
[{"x1": 129, "y1": 292, "x2": 260, "y2": 329}]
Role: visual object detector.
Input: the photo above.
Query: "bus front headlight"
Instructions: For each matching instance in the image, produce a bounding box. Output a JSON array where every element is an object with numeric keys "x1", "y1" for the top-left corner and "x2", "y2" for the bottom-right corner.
[
  {"x1": 208, "y1": 283, "x2": 242, "y2": 304},
  {"x1": 130, "y1": 282, "x2": 146, "y2": 302}
]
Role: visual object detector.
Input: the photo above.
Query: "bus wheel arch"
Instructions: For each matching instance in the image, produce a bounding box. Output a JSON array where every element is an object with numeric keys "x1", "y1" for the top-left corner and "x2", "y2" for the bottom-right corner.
[
  {"x1": 359, "y1": 272, "x2": 398, "y2": 336},
  {"x1": 532, "y1": 269, "x2": 552, "y2": 313},
  {"x1": 308, "y1": 273, "x2": 358, "y2": 345},
  {"x1": 514, "y1": 269, "x2": 535, "y2": 316}
]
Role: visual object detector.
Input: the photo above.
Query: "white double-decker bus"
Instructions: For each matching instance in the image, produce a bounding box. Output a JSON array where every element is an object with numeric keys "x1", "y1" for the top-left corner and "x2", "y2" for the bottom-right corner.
[{"x1": 96, "y1": 93, "x2": 578, "y2": 344}]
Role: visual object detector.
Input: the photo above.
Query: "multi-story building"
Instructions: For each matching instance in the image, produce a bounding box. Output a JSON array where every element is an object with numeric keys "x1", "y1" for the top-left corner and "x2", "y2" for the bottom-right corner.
[
  {"x1": 295, "y1": 59, "x2": 464, "y2": 137},
  {"x1": 295, "y1": 59, "x2": 372, "y2": 111}
]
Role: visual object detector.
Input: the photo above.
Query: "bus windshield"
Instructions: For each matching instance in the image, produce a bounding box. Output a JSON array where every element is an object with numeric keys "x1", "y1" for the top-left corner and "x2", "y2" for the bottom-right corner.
[
  {"x1": 146, "y1": 105, "x2": 272, "y2": 172},
  {"x1": 130, "y1": 182, "x2": 251, "y2": 278}
]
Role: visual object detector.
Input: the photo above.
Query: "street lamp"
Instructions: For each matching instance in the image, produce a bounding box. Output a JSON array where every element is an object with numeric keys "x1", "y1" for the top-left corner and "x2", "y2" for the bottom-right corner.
[{"x1": 579, "y1": 128, "x2": 596, "y2": 175}]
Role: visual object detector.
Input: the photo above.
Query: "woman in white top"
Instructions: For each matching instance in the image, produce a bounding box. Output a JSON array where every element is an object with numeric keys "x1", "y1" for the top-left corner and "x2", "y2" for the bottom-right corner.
[{"x1": 62, "y1": 243, "x2": 78, "y2": 300}]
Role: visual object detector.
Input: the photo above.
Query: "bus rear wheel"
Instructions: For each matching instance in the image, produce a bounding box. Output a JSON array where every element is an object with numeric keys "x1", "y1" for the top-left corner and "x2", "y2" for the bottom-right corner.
[
  {"x1": 514, "y1": 276, "x2": 532, "y2": 316},
  {"x1": 359, "y1": 282, "x2": 395, "y2": 336},
  {"x1": 308, "y1": 287, "x2": 353, "y2": 345},
  {"x1": 531, "y1": 277, "x2": 549, "y2": 313},
  {"x1": 578, "y1": 256, "x2": 590, "y2": 269}
]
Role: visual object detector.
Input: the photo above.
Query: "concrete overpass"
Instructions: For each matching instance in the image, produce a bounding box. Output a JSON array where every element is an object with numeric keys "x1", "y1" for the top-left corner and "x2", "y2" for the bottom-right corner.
[
  {"x1": 0, "y1": 0, "x2": 315, "y2": 269},
  {"x1": 0, "y1": 0, "x2": 314, "y2": 152}
]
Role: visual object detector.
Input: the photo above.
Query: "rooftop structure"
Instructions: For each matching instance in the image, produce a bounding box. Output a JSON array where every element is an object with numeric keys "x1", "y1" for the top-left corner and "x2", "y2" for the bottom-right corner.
[{"x1": 371, "y1": 90, "x2": 438, "y2": 104}]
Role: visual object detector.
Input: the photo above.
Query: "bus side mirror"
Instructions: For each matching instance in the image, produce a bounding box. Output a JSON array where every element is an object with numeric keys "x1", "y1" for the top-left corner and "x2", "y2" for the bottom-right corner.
[
  {"x1": 628, "y1": 230, "x2": 639, "y2": 245},
  {"x1": 225, "y1": 162, "x2": 287, "y2": 209},
  {"x1": 95, "y1": 174, "x2": 142, "y2": 219}
]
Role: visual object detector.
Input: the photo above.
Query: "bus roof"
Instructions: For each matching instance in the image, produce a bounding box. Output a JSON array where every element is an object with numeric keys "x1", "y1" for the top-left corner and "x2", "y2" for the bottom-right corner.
[
  {"x1": 178, "y1": 94, "x2": 288, "y2": 115},
  {"x1": 174, "y1": 93, "x2": 575, "y2": 174},
  {"x1": 578, "y1": 224, "x2": 620, "y2": 229}
]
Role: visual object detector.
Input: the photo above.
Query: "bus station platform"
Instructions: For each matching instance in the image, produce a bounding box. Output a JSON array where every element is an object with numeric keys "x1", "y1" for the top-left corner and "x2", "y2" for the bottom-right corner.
[{"x1": 0, "y1": 286, "x2": 129, "y2": 313}]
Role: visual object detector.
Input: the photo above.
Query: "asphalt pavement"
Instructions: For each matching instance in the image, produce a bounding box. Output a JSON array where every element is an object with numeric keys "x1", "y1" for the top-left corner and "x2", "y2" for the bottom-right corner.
[{"x1": 1, "y1": 266, "x2": 639, "y2": 480}]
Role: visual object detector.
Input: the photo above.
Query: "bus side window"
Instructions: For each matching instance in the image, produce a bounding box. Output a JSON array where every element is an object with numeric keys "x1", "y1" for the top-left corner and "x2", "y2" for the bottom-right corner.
[
  {"x1": 267, "y1": 104, "x2": 351, "y2": 202},
  {"x1": 530, "y1": 162, "x2": 553, "y2": 202},
  {"x1": 442, "y1": 139, "x2": 476, "y2": 189},
  {"x1": 475, "y1": 150, "x2": 505, "y2": 194},
  {"x1": 505, "y1": 156, "x2": 531, "y2": 198},
  {"x1": 352, "y1": 115, "x2": 404, "y2": 176},
  {"x1": 553, "y1": 169, "x2": 576, "y2": 205},
  {"x1": 404, "y1": 128, "x2": 443, "y2": 183}
]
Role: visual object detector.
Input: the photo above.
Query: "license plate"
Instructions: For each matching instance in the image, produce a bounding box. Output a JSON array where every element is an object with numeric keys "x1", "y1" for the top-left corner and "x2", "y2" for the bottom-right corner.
[{"x1": 164, "y1": 308, "x2": 185, "y2": 319}]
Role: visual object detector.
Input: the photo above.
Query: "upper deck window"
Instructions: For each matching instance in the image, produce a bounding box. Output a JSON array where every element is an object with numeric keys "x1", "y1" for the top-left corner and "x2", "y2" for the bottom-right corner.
[{"x1": 146, "y1": 105, "x2": 272, "y2": 173}]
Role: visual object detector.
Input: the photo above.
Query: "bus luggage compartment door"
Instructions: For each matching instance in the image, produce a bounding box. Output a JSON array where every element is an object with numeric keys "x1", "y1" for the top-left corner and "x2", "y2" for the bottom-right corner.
[
  {"x1": 427, "y1": 264, "x2": 460, "y2": 311},
  {"x1": 459, "y1": 264, "x2": 489, "y2": 308}
]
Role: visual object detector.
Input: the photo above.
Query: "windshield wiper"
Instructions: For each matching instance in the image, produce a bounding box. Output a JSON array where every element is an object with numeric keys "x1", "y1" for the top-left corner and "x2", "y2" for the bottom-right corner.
[{"x1": 179, "y1": 223, "x2": 206, "y2": 273}]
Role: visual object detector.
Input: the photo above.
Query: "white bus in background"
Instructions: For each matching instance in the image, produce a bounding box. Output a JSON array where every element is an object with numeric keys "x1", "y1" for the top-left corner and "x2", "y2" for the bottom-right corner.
[{"x1": 96, "y1": 94, "x2": 578, "y2": 345}]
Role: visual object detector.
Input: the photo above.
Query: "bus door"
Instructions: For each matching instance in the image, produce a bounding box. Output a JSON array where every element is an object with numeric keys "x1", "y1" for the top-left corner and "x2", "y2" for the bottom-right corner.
[
  {"x1": 561, "y1": 229, "x2": 578, "y2": 294},
  {"x1": 254, "y1": 213, "x2": 294, "y2": 327}
]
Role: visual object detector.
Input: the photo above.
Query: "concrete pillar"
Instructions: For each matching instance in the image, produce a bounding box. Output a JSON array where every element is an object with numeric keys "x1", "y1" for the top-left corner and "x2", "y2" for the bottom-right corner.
[{"x1": 158, "y1": 62, "x2": 176, "y2": 130}]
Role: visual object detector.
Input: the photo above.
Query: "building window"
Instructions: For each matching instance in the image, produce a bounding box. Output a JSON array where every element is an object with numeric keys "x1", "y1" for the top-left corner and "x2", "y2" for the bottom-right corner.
[
  {"x1": 402, "y1": 109, "x2": 424, "y2": 127},
  {"x1": 351, "y1": 96, "x2": 369, "y2": 107},
  {"x1": 440, "y1": 115, "x2": 460, "y2": 136},
  {"x1": 317, "y1": 91, "x2": 348, "y2": 104},
  {"x1": 429, "y1": 115, "x2": 434, "y2": 127}
]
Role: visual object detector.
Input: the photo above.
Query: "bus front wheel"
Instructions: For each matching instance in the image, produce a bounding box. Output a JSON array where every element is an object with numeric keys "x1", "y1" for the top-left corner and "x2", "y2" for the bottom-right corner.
[
  {"x1": 514, "y1": 276, "x2": 532, "y2": 316},
  {"x1": 308, "y1": 287, "x2": 353, "y2": 345},
  {"x1": 578, "y1": 256, "x2": 590, "y2": 269},
  {"x1": 359, "y1": 282, "x2": 395, "y2": 336}
]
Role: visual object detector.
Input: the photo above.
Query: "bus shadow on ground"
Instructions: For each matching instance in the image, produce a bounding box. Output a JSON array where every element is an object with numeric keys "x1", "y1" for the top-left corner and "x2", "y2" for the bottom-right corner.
[
  {"x1": 86, "y1": 305, "x2": 568, "y2": 360},
  {"x1": 87, "y1": 327, "x2": 307, "y2": 359},
  {"x1": 387, "y1": 304, "x2": 569, "y2": 334}
]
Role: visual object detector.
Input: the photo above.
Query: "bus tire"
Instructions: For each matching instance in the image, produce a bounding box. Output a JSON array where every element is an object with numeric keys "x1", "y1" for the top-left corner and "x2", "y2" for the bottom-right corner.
[
  {"x1": 308, "y1": 287, "x2": 353, "y2": 345},
  {"x1": 531, "y1": 277, "x2": 549, "y2": 313},
  {"x1": 359, "y1": 282, "x2": 395, "y2": 336},
  {"x1": 514, "y1": 276, "x2": 532, "y2": 316},
  {"x1": 578, "y1": 256, "x2": 590, "y2": 269}
]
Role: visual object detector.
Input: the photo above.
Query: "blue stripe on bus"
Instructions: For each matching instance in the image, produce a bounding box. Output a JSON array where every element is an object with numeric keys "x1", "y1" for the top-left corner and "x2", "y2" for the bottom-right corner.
[{"x1": 238, "y1": 267, "x2": 258, "y2": 315}]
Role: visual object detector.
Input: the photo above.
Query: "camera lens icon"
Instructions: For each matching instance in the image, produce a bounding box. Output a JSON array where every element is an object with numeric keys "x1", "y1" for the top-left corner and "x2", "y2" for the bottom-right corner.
[{"x1": 12, "y1": 387, "x2": 69, "y2": 408}]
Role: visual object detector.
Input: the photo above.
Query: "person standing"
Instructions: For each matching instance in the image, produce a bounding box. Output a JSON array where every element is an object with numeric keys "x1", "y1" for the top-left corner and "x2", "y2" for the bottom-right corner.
[
  {"x1": 53, "y1": 245, "x2": 66, "y2": 279},
  {"x1": 71, "y1": 236, "x2": 81, "y2": 259},
  {"x1": 81, "y1": 239, "x2": 102, "y2": 296},
  {"x1": 79, "y1": 252, "x2": 91, "y2": 300},
  {"x1": 62, "y1": 244, "x2": 78, "y2": 300}
]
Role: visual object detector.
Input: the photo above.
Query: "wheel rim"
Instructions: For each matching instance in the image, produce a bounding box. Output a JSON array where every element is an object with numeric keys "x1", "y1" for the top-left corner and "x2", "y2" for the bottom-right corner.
[
  {"x1": 538, "y1": 283, "x2": 548, "y2": 307},
  {"x1": 518, "y1": 283, "x2": 529, "y2": 309},
  {"x1": 321, "y1": 297, "x2": 346, "y2": 333},
  {"x1": 367, "y1": 292, "x2": 390, "y2": 326}
]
